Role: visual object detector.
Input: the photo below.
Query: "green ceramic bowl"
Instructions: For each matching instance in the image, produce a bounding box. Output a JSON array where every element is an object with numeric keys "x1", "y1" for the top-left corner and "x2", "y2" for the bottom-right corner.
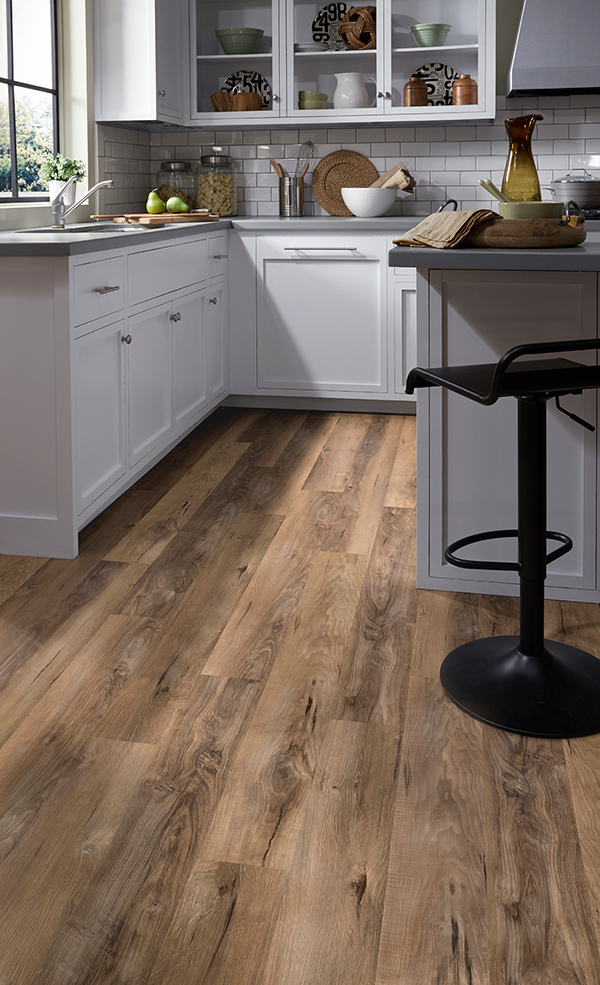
[
  {"x1": 409, "y1": 23, "x2": 451, "y2": 47},
  {"x1": 215, "y1": 28, "x2": 264, "y2": 55}
]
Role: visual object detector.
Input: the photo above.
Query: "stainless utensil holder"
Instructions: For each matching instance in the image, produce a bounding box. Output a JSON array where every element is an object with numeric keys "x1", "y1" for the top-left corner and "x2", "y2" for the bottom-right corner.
[{"x1": 279, "y1": 176, "x2": 304, "y2": 216}]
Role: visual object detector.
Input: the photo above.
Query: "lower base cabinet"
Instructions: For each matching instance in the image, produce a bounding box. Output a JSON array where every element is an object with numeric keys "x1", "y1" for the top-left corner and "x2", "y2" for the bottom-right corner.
[
  {"x1": 74, "y1": 318, "x2": 127, "y2": 514},
  {"x1": 128, "y1": 300, "x2": 174, "y2": 467}
]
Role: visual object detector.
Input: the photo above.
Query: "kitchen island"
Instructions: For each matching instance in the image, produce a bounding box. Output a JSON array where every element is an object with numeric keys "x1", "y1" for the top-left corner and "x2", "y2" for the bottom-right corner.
[{"x1": 389, "y1": 234, "x2": 600, "y2": 603}]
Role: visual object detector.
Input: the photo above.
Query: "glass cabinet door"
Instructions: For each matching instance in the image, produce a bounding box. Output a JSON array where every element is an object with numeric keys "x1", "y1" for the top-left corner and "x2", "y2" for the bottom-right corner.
[
  {"x1": 286, "y1": 0, "x2": 384, "y2": 119},
  {"x1": 388, "y1": 0, "x2": 484, "y2": 115},
  {"x1": 192, "y1": 0, "x2": 281, "y2": 121}
]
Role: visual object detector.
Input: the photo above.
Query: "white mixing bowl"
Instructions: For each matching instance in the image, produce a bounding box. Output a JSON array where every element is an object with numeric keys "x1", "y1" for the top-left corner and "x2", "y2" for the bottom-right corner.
[{"x1": 341, "y1": 187, "x2": 397, "y2": 217}]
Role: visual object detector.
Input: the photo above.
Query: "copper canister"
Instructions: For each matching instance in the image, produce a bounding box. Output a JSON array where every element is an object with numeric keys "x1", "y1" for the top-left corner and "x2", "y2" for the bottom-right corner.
[
  {"x1": 403, "y1": 75, "x2": 428, "y2": 106},
  {"x1": 452, "y1": 74, "x2": 478, "y2": 105}
]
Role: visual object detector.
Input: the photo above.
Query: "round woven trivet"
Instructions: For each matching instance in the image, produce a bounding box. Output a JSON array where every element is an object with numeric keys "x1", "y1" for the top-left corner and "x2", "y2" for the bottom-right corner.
[
  {"x1": 339, "y1": 6, "x2": 376, "y2": 50},
  {"x1": 311, "y1": 150, "x2": 378, "y2": 216}
]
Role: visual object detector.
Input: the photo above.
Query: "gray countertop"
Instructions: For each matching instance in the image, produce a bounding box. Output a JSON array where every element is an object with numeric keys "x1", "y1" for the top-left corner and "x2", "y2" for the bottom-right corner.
[
  {"x1": 389, "y1": 231, "x2": 600, "y2": 271},
  {"x1": 0, "y1": 215, "x2": 414, "y2": 257}
]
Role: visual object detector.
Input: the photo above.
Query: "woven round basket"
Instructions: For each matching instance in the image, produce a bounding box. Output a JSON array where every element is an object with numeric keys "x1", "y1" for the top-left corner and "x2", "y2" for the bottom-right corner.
[
  {"x1": 312, "y1": 150, "x2": 378, "y2": 216},
  {"x1": 339, "y1": 6, "x2": 376, "y2": 50}
]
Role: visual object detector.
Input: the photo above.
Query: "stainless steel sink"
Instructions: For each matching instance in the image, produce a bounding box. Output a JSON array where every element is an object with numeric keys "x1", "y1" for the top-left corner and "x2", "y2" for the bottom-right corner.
[{"x1": 18, "y1": 223, "x2": 151, "y2": 233}]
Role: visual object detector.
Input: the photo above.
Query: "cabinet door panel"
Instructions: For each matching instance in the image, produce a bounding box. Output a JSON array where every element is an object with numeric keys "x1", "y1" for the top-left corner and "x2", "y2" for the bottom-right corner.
[
  {"x1": 127, "y1": 303, "x2": 173, "y2": 467},
  {"x1": 128, "y1": 240, "x2": 207, "y2": 306},
  {"x1": 257, "y1": 253, "x2": 386, "y2": 392},
  {"x1": 74, "y1": 319, "x2": 127, "y2": 514},
  {"x1": 173, "y1": 291, "x2": 207, "y2": 427},
  {"x1": 392, "y1": 268, "x2": 417, "y2": 394},
  {"x1": 207, "y1": 283, "x2": 229, "y2": 401}
]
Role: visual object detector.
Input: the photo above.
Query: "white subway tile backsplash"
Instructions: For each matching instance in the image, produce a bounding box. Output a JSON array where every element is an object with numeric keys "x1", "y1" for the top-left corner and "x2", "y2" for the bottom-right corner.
[{"x1": 96, "y1": 95, "x2": 600, "y2": 217}]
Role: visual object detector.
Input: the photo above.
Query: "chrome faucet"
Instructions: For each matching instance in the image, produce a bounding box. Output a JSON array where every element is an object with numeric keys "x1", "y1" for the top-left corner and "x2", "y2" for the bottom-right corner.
[{"x1": 51, "y1": 177, "x2": 114, "y2": 228}]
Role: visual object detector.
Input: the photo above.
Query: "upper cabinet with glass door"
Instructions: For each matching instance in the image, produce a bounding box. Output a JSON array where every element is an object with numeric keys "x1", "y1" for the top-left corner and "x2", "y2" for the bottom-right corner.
[
  {"x1": 190, "y1": 0, "x2": 282, "y2": 124},
  {"x1": 286, "y1": 0, "x2": 495, "y2": 123}
]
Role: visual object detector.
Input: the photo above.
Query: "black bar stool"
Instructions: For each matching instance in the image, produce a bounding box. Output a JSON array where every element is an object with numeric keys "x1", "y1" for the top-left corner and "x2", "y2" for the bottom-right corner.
[{"x1": 406, "y1": 339, "x2": 600, "y2": 739}]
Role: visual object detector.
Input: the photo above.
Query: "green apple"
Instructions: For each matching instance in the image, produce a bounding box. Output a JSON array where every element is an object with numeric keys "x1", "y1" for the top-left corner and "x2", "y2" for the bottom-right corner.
[
  {"x1": 146, "y1": 189, "x2": 166, "y2": 214},
  {"x1": 166, "y1": 196, "x2": 190, "y2": 214}
]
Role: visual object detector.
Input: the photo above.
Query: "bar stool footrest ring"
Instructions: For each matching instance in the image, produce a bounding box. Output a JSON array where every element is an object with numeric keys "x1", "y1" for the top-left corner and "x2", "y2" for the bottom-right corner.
[{"x1": 444, "y1": 528, "x2": 573, "y2": 571}]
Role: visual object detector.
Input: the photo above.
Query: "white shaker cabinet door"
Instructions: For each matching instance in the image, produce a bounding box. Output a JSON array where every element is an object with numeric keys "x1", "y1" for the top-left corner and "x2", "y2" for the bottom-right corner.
[
  {"x1": 256, "y1": 237, "x2": 387, "y2": 393},
  {"x1": 172, "y1": 290, "x2": 207, "y2": 429},
  {"x1": 74, "y1": 319, "x2": 128, "y2": 515},
  {"x1": 126, "y1": 302, "x2": 173, "y2": 467},
  {"x1": 206, "y1": 282, "x2": 229, "y2": 402}
]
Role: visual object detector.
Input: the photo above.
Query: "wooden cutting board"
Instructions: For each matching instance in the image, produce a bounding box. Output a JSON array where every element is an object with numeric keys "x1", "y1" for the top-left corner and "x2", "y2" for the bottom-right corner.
[
  {"x1": 465, "y1": 216, "x2": 586, "y2": 248},
  {"x1": 90, "y1": 212, "x2": 221, "y2": 225}
]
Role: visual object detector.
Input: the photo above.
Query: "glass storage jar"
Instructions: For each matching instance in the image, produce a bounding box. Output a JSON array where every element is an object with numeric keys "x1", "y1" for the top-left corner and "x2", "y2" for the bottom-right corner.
[
  {"x1": 196, "y1": 154, "x2": 237, "y2": 216},
  {"x1": 155, "y1": 161, "x2": 198, "y2": 209}
]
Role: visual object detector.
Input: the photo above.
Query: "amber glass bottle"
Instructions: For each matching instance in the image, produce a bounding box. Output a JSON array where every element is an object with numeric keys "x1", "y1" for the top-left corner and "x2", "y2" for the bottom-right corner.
[{"x1": 501, "y1": 114, "x2": 544, "y2": 201}]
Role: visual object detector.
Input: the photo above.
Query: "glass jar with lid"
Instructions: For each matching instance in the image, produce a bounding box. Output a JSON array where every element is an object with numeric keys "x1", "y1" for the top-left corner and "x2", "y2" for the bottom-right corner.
[
  {"x1": 195, "y1": 154, "x2": 237, "y2": 216},
  {"x1": 155, "y1": 161, "x2": 197, "y2": 209}
]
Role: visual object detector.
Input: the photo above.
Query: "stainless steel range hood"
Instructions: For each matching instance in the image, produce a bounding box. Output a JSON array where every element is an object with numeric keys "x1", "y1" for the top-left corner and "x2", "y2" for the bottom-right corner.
[{"x1": 508, "y1": 0, "x2": 600, "y2": 96}]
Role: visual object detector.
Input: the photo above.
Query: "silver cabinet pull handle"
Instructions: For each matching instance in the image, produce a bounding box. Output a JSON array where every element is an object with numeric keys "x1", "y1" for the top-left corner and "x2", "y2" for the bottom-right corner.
[
  {"x1": 213, "y1": 254, "x2": 228, "y2": 259},
  {"x1": 170, "y1": 312, "x2": 181, "y2": 322},
  {"x1": 209, "y1": 297, "x2": 218, "y2": 304},
  {"x1": 283, "y1": 247, "x2": 358, "y2": 251},
  {"x1": 121, "y1": 334, "x2": 132, "y2": 344},
  {"x1": 95, "y1": 285, "x2": 120, "y2": 294}
]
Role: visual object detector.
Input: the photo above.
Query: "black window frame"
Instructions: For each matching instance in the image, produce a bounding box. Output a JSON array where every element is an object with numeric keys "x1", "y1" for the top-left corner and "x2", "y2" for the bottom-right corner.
[{"x1": 0, "y1": 0, "x2": 59, "y2": 202}]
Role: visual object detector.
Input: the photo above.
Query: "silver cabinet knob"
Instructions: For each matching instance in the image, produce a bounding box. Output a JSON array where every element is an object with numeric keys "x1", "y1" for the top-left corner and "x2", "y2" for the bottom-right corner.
[
  {"x1": 209, "y1": 297, "x2": 218, "y2": 305},
  {"x1": 158, "y1": 90, "x2": 166, "y2": 97},
  {"x1": 170, "y1": 312, "x2": 181, "y2": 322},
  {"x1": 95, "y1": 285, "x2": 120, "y2": 294},
  {"x1": 385, "y1": 91, "x2": 391, "y2": 99},
  {"x1": 121, "y1": 334, "x2": 132, "y2": 344},
  {"x1": 377, "y1": 91, "x2": 384, "y2": 98}
]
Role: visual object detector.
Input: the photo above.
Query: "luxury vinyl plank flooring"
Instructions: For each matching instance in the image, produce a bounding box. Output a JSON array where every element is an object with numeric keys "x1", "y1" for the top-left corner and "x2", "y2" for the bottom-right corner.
[{"x1": 0, "y1": 408, "x2": 600, "y2": 984}]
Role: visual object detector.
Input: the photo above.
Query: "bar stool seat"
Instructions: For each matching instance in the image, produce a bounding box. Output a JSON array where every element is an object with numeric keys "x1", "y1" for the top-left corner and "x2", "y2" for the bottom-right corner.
[{"x1": 406, "y1": 339, "x2": 600, "y2": 739}]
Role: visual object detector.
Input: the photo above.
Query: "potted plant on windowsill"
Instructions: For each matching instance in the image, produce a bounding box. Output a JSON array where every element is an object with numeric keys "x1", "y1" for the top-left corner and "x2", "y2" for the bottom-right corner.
[{"x1": 39, "y1": 154, "x2": 86, "y2": 207}]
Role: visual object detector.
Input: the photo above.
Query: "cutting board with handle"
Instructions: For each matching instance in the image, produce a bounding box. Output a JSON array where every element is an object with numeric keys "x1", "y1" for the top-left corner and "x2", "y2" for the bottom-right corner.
[{"x1": 91, "y1": 212, "x2": 221, "y2": 225}]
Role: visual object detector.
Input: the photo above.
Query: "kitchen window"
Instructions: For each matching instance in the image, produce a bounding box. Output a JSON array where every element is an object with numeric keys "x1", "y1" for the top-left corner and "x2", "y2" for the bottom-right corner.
[{"x1": 0, "y1": 0, "x2": 58, "y2": 201}]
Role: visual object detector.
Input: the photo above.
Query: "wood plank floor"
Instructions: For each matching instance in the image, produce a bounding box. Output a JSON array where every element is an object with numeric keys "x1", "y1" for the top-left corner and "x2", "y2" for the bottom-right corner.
[{"x1": 1, "y1": 407, "x2": 600, "y2": 984}]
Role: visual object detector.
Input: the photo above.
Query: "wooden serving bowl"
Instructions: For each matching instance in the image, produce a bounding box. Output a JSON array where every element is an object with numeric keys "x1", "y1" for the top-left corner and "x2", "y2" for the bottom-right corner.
[{"x1": 210, "y1": 92, "x2": 263, "y2": 112}]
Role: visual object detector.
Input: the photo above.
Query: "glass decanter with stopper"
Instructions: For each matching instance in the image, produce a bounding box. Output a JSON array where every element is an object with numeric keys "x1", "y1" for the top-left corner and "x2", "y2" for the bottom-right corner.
[{"x1": 501, "y1": 114, "x2": 544, "y2": 201}]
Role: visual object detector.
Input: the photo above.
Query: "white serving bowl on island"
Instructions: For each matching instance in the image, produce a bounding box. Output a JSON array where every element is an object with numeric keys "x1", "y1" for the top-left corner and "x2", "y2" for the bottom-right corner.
[{"x1": 341, "y1": 187, "x2": 397, "y2": 217}]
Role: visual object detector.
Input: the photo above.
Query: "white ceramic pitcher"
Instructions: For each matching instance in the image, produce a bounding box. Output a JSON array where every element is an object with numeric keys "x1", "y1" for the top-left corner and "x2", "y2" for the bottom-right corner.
[{"x1": 333, "y1": 73, "x2": 377, "y2": 110}]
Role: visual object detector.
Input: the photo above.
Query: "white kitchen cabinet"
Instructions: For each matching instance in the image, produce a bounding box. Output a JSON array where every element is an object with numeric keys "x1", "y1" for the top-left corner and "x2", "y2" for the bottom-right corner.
[
  {"x1": 74, "y1": 318, "x2": 128, "y2": 515},
  {"x1": 173, "y1": 289, "x2": 208, "y2": 427},
  {"x1": 94, "y1": 0, "x2": 187, "y2": 123},
  {"x1": 391, "y1": 266, "x2": 417, "y2": 395},
  {"x1": 206, "y1": 283, "x2": 229, "y2": 402},
  {"x1": 127, "y1": 301, "x2": 174, "y2": 466},
  {"x1": 190, "y1": 0, "x2": 282, "y2": 123},
  {"x1": 0, "y1": 227, "x2": 230, "y2": 559},
  {"x1": 255, "y1": 234, "x2": 387, "y2": 394},
  {"x1": 188, "y1": 0, "x2": 495, "y2": 127}
]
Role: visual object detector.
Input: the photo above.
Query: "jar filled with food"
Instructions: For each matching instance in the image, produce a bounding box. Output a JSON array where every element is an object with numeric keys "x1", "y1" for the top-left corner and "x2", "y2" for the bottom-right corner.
[
  {"x1": 155, "y1": 161, "x2": 197, "y2": 209},
  {"x1": 196, "y1": 154, "x2": 237, "y2": 216}
]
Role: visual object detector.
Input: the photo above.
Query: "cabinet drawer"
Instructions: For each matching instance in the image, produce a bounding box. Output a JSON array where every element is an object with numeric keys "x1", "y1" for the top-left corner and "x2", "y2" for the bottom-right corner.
[
  {"x1": 128, "y1": 240, "x2": 208, "y2": 306},
  {"x1": 72, "y1": 256, "x2": 125, "y2": 328},
  {"x1": 208, "y1": 233, "x2": 228, "y2": 280}
]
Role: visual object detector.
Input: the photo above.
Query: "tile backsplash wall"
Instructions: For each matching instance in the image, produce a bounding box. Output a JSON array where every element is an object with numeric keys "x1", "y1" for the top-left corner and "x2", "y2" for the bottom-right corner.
[{"x1": 97, "y1": 93, "x2": 600, "y2": 217}]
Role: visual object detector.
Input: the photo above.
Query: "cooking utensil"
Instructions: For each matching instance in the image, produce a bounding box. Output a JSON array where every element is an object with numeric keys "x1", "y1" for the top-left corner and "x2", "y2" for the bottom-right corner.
[
  {"x1": 546, "y1": 169, "x2": 600, "y2": 208},
  {"x1": 478, "y1": 178, "x2": 510, "y2": 203},
  {"x1": 270, "y1": 159, "x2": 287, "y2": 178},
  {"x1": 294, "y1": 140, "x2": 315, "y2": 178}
]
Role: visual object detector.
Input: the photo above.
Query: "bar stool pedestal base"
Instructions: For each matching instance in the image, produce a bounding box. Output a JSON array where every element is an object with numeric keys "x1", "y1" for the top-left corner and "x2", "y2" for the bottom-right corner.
[{"x1": 440, "y1": 636, "x2": 600, "y2": 738}]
